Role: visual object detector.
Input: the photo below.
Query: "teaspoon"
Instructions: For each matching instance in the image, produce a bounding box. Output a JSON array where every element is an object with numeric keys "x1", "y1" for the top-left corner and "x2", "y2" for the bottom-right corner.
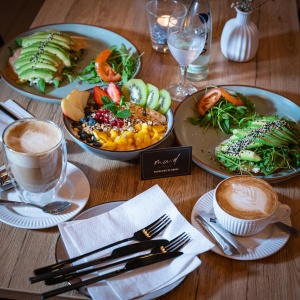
[{"x1": 0, "y1": 199, "x2": 71, "y2": 214}]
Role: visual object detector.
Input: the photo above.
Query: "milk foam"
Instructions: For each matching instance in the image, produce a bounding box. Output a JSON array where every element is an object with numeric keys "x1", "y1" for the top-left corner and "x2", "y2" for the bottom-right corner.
[
  {"x1": 231, "y1": 183, "x2": 268, "y2": 215},
  {"x1": 5, "y1": 121, "x2": 61, "y2": 153},
  {"x1": 215, "y1": 176, "x2": 278, "y2": 220},
  {"x1": 4, "y1": 120, "x2": 62, "y2": 168}
]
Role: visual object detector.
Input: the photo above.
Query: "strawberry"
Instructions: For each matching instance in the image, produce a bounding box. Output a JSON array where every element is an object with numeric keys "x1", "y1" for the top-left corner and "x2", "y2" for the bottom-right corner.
[
  {"x1": 107, "y1": 82, "x2": 121, "y2": 103},
  {"x1": 93, "y1": 86, "x2": 109, "y2": 106}
]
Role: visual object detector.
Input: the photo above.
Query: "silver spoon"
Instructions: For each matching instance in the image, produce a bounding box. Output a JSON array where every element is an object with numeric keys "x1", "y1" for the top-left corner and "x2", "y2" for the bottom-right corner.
[
  {"x1": 274, "y1": 221, "x2": 299, "y2": 236},
  {"x1": 0, "y1": 199, "x2": 71, "y2": 214}
]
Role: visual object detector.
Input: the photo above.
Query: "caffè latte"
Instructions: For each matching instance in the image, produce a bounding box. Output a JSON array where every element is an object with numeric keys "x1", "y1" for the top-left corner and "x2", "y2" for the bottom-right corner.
[
  {"x1": 3, "y1": 119, "x2": 64, "y2": 193},
  {"x1": 215, "y1": 176, "x2": 278, "y2": 220}
]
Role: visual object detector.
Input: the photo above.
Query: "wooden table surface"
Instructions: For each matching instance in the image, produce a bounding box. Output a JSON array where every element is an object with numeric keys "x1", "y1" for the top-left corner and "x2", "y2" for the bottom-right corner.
[{"x1": 0, "y1": 0, "x2": 299, "y2": 299}]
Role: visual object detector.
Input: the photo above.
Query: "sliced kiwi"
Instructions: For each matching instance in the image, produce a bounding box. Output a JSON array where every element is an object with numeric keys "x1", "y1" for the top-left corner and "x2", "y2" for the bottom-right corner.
[
  {"x1": 121, "y1": 79, "x2": 147, "y2": 107},
  {"x1": 156, "y1": 89, "x2": 171, "y2": 114},
  {"x1": 146, "y1": 83, "x2": 159, "y2": 109}
]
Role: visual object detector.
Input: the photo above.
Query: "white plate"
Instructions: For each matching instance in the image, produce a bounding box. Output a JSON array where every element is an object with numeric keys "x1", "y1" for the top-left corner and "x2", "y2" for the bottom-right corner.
[
  {"x1": 56, "y1": 202, "x2": 185, "y2": 299},
  {"x1": 173, "y1": 85, "x2": 300, "y2": 183},
  {"x1": 0, "y1": 162, "x2": 90, "y2": 229},
  {"x1": 0, "y1": 23, "x2": 141, "y2": 103},
  {"x1": 191, "y1": 190, "x2": 291, "y2": 260}
]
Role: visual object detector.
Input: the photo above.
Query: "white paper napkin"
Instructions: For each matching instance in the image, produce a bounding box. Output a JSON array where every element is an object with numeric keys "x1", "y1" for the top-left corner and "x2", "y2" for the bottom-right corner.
[
  {"x1": 0, "y1": 99, "x2": 33, "y2": 141},
  {"x1": 58, "y1": 184, "x2": 214, "y2": 300}
]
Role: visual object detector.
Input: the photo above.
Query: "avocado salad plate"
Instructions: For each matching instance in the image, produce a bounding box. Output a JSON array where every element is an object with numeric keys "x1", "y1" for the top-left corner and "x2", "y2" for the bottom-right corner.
[
  {"x1": 173, "y1": 85, "x2": 300, "y2": 183},
  {"x1": 0, "y1": 24, "x2": 141, "y2": 103}
]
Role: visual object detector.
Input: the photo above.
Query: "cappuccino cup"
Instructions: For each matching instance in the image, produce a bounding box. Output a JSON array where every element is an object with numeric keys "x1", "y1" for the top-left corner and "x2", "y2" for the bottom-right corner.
[
  {"x1": 213, "y1": 176, "x2": 291, "y2": 236},
  {"x1": 2, "y1": 118, "x2": 67, "y2": 205}
]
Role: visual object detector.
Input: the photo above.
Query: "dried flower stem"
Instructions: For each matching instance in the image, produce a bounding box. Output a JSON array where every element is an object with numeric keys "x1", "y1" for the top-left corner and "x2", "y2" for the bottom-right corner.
[{"x1": 232, "y1": 0, "x2": 274, "y2": 12}]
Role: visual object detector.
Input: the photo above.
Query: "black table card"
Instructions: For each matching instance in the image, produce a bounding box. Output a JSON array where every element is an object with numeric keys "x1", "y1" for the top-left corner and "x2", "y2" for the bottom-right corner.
[{"x1": 140, "y1": 146, "x2": 192, "y2": 180}]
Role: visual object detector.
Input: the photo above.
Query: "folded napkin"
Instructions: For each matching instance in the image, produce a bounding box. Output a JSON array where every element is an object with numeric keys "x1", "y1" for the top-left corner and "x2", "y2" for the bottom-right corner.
[
  {"x1": 0, "y1": 99, "x2": 33, "y2": 141},
  {"x1": 58, "y1": 185, "x2": 214, "y2": 300}
]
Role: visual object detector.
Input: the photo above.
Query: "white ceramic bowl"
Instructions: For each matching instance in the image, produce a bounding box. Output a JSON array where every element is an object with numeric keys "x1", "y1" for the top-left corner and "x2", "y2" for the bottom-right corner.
[{"x1": 63, "y1": 108, "x2": 174, "y2": 161}]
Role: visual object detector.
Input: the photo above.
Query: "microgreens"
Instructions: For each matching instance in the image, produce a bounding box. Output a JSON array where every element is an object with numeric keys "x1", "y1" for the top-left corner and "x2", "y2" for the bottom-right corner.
[{"x1": 188, "y1": 92, "x2": 256, "y2": 134}]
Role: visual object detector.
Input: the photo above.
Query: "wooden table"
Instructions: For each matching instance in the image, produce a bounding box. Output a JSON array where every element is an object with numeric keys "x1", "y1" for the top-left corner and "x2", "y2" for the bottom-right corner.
[{"x1": 0, "y1": 1, "x2": 299, "y2": 299}]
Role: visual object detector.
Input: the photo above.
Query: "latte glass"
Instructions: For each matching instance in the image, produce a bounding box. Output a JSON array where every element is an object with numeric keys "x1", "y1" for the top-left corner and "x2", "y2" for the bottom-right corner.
[
  {"x1": 213, "y1": 176, "x2": 291, "y2": 236},
  {"x1": 2, "y1": 118, "x2": 67, "y2": 205}
]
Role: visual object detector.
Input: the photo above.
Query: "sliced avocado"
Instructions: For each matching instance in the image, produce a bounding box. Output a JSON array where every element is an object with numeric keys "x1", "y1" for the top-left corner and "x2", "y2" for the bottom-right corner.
[
  {"x1": 239, "y1": 150, "x2": 261, "y2": 162},
  {"x1": 217, "y1": 144, "x2": 230, "y2": 152},
  {"x1": 22, "y1": 37, "x2": 70, "y2": 50},
  {"x1": 20, "y1": 44, "x2": 71, "y2": 67},
  {"x1": 18, "y1": 51, "x2": 62, "y2": 65},
  {"x1": 14, "y1": 56, "x2": 59, "y2": 69},
  {"x1": 42, "y1": 44, "x2": 71, "y2": 67},
  {"x1": 232, "y1": 128, "x2": 252, "y2": 135},
  {"x1": 246, "y1": 141, "x2": 264, "y2": 149},
  {"x1": 16, "y1": 62, "x2": 57, "y2": 75},
  {"x1": 281, "y1": 126, "x2": 298, "y2": 140},
  {"x1": 249, "y1": 120, "x2": 269, "y2": 128},
  {"x1": 262, "y1": 133, "x2": 287, "y2": 146},
  {"x1": 254, "y1": 137, "x2": 283, "y2": 147},
  {"x1": 271, "y1": 128, "x2": 298, "y2": 144},
  {"x1": 18, "y1": 68, "x2": 55, "y2": 82},
  {"x1": 31, "y1": 31, "x2": 74, "y2": 44},
  {"x1": 231, "y1": 128, "x2": 252, "y2": 138},
  {"x1": 229, "y1": 134, "x2": 242, "y2": 141}
]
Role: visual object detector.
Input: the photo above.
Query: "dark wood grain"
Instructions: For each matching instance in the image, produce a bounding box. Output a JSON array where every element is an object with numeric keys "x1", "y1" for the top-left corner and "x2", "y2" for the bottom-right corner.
[{"x1": 0, "y1": 1, "x2": 299, "y2": 299}]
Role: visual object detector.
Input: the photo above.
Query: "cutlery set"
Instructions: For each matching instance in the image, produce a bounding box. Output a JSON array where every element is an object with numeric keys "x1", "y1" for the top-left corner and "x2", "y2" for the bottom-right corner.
[
  {"x1": 29, "y1": 215, "x2": 192, "y2": 299},
  {"x1": 195, "y1": 212, "x2": 248, "y2": 255}
]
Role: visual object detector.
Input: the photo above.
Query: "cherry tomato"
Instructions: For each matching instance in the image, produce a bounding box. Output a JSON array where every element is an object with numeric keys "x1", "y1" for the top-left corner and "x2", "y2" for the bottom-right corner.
[
  {"x1": 95, "y1": 49, "x2": 122, "y2": 82},
  {"x1": 197, "y1": 88, "x2": 244, "y2": 116},
  {"x1": 94, "y1": 86, "x2": 109, "y2": 106}
]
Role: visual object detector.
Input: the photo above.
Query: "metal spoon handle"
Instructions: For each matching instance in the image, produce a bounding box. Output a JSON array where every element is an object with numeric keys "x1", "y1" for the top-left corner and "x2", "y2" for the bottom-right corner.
[
  {"x1": 274, "y1": 222, "x2": 299, "y2": 236},
  {"x1": 0, "y1": 199, "x2": 31, "y2": 205}
]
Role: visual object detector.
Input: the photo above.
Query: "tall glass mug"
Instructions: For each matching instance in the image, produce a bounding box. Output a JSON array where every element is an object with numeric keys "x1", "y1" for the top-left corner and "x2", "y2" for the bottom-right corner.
[{"x1": 2, "y1": 118, "x2": 67, "y2": 205}]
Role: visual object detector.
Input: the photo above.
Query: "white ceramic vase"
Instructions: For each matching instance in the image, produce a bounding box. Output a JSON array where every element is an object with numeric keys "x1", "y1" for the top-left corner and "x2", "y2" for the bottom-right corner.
[{"x1": 220, "y1": 7, "x2": 259, "y2": 62}]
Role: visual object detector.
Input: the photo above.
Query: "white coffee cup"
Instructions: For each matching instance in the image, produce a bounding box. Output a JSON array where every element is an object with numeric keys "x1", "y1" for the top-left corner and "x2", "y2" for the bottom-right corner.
[
  {"x1": 213, "y1": 176, "x2": 291, "y2": 236},
  {"x1": 2, "y1": 118, "x2": 67, "y2": 205}
]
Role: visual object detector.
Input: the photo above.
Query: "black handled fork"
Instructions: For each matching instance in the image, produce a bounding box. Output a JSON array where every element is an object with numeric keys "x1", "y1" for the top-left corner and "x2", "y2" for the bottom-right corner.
[
  {"x1": 44, "y1": 232, "x2": 191, "y2": 285},
  {"x1": 33, "y1": 214, "x2": 171, "y2": 275}
]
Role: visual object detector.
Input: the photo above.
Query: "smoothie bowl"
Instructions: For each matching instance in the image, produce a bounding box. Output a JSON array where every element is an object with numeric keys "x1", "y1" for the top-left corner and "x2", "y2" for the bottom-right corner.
[{"x1": 62, "y1": 79, "x2": 174, "y2": 161}]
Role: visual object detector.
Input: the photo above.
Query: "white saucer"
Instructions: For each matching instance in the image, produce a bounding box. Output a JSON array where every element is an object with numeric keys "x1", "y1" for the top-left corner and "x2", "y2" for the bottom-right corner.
[
  {"x1": 0, "y1": 162, "x2": 90, "y2": 229},
  {"x1": 56, "y1": 202, "x2": 185, "y2": 300},
  {"x1": 191, "y1": 190, "x2": 291, "y2": 260}
]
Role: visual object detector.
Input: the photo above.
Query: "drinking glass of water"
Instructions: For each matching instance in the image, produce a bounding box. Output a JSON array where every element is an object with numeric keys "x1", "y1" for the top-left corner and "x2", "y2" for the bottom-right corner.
[{"x1": 167, "y1": 12, "x2": 207, "y2": 101}]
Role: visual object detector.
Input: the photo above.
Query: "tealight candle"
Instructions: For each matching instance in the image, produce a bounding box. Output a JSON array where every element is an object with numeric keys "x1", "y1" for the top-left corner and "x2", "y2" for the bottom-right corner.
[
  {"x1": 157, "y1": 15, "x2": 170, "y2": 28},
  {"x1": 157, "y1": 15, "x2": 177, "y2": 28}
]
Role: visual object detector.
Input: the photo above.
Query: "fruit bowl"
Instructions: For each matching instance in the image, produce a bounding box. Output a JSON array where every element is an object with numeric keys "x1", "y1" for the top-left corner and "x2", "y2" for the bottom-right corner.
[{"x1": 63, "y1": 109, "x2": 174, "y2": 161}]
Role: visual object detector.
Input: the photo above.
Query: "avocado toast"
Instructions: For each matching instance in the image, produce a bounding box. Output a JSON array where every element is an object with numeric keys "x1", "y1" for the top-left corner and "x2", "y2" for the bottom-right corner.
[
  {"x1": 215, "y1": 116, "x2": 300, "y2": 175},
  {"x1": 7, "y1": 30, "x2": 86, "y2": 93}
]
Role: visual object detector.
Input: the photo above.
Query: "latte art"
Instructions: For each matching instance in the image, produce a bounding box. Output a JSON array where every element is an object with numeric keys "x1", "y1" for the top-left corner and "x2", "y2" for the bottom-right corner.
[
  {"x1": 231, "y1": 184, "x2": 268, "y2": 215},
  {"x1": 215, "y1": 176, "x2": 278, "y2": 220}
]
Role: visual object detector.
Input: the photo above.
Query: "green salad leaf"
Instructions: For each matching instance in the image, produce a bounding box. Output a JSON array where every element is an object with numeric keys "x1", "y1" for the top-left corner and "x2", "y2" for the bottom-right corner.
[
  {"x1": 78, "y1": 44, "x2": 142, "y2": 85},
  {"x1": 188, "y1": 91, "x2": 257, "y2": 134}
]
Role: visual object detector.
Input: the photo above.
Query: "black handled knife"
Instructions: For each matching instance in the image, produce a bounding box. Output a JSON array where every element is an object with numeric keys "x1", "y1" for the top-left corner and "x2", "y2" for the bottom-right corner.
[
  {"x1": 30, "y1": 239, "x2": 168, "y2": 283},
  {"x1": 40, "y1": 251, "x2": 183, "y2": 299}
]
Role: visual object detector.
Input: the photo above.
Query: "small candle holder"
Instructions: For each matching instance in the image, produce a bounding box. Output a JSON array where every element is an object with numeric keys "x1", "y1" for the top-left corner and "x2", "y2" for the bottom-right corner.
[{"x1": 146, "y1": 0, "x2": 187, "y2": 53}]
